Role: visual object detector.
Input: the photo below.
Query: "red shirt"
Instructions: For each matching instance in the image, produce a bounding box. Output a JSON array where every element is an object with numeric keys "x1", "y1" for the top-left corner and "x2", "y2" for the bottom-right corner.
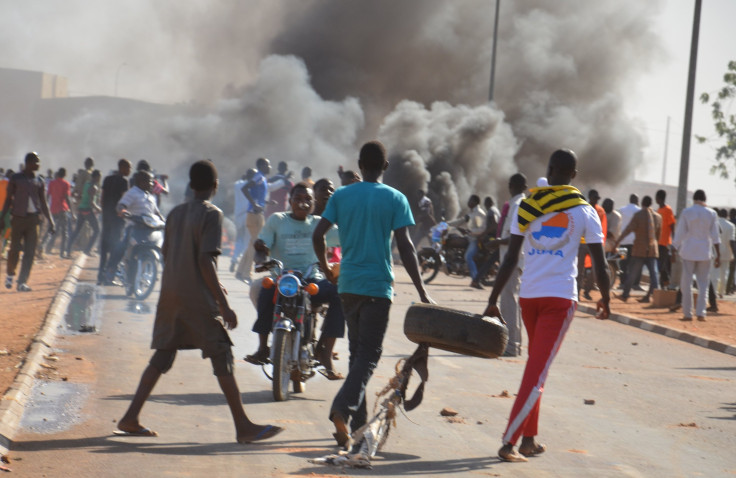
[
  {"x1": 48, "y1": 178, "x2": 71, "y2": 214},
  {"x1": 594, "y1": 204, "x2": 607, "y2": 244}
]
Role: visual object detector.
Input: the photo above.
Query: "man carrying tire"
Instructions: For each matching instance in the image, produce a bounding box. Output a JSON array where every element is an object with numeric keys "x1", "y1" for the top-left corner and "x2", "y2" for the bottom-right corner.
[
  {"x1": 313, "y1": 140, "x2": 433, "y2": 451},
  {"x1": 484, "y1": 149, "x2": 610, "y2": 463}
]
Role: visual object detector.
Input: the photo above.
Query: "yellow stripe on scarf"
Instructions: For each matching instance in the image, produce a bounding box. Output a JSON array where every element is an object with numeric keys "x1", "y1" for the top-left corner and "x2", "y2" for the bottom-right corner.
[{"x1": 517, "y1": 185, "x2": 588, "y2": 232}]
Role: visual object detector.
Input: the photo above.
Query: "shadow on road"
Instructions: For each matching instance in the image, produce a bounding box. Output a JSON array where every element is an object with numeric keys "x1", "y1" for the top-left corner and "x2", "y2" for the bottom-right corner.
[{"x1": 101, "y1": 390, "x2": 325, "y2": 406}]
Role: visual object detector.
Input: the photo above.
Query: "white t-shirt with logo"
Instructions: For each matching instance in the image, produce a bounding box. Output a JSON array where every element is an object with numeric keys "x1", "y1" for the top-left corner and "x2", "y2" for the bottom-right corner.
[{"x1": 511, "y1": 204, "x2": 603, "y2": 301}]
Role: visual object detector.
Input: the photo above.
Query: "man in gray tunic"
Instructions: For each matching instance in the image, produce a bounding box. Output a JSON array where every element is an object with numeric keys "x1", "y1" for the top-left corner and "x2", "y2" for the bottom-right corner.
[{"x1": 116, "y1": 160, "x2": 283, "y2": 443}]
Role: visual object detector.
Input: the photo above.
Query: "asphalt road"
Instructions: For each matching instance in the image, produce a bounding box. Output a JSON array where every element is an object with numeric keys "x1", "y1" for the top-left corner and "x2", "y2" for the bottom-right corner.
[{"x1": 8, "y1": 265, "x2": 736, "y2": 477}]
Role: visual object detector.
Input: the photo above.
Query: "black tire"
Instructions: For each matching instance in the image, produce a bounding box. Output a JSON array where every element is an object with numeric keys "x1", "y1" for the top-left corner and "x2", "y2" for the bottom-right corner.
[
  {"x1": 418, "y1": 249, "x2": 441, "y2": 284},
  {"x1": 608, "y1": 262, "x2": 618, "y2": 290},
  {"x1": 404, "y1": 303, "x2": 508, "y2": 359},
  {"x1": 132, "y1": 250, "x2": 158, "y2": 300},
  {"x1": 272, "y1": 329, "x2": 293, "y2": 401}
]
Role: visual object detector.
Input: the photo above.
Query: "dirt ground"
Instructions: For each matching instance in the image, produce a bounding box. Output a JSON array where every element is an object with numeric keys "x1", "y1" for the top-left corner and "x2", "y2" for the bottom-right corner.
[{"x1": 0, "y1": 254, "x2": 75, "y2": 396}]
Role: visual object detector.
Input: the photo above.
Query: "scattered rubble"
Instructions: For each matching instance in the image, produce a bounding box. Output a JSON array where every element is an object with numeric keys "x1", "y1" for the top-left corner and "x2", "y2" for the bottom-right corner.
[
  {"x1": 440, "y1": 407, "x2": 458, "y2": 417},
  {"x1": 584, "y1": 399, "x2": 595, "y2": 405}
]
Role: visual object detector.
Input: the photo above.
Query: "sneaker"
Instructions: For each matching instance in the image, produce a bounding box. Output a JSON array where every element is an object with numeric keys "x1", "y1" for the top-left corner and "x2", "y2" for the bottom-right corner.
[
  {"x1": 5, "y1": 276, "x2": 13, "y2": 289},
  {"x1": 17, "y1": 283, "x2": 32, "y2": 292},
  {"x1": 470, "y1": 280, "x2": 484, "y2": 290}
]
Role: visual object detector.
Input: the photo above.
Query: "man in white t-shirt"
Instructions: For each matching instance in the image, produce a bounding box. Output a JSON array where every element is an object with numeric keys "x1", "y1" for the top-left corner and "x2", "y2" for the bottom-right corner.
[
  {"x1": 486, "y1": 173, "x2": 527, "y2": 357},
  {"x1": 618, "y1": 194, "x2": 641, "y2": 289},
  {"x1": 484, "y1": 149, "x2": 610, "y2": 463}
]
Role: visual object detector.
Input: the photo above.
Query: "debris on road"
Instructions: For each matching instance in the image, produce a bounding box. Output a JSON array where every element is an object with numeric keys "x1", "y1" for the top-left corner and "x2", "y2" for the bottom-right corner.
[
  {"x1": 677, "y1": 422, "x2": 698, "y2": 428},
  {"x1": 440, "y1": 407, "x2": 458, "y2": 416},
  {"x1": 491, "y1": 390, "x2": 512, "y2": 398},
  {"x1": 584, "y1": 399, "x2": 596, "y2": 405}
]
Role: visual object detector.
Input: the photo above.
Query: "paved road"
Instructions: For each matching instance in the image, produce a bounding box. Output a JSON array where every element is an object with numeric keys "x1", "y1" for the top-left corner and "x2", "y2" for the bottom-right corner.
[{"x1": 8, "y1": 265, "x2": 736, "y2": 477}]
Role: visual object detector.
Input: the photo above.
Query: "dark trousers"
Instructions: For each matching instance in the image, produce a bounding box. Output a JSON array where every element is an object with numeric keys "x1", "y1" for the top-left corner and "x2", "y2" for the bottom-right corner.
[
  {"x1": 330, "y1": 293, "x2": 391, "y2": 432},
  {"x1": 253, "y1": 279, "x2": 345, "y2": 338},
  {"x1": 621, "y1": 256, "x2": 659, "y2": 299},
  {"x1": 658, "y1": 245, "x2": 672, "y2": 286},
  {"x1": 67, "y1": 210, "x2": 100, "y2": 255},
  {"x1": 727, "y1": 257, "x2": 736, "y2": 294},
  {"x1": 43, "y1": 211, "x2": 71, "y2": 255},
  {"x1": 620, "y1": 245, "x2": 642, "y2": 288},
  {"x1": 99, "y1": 216, "x2": 125, "y2": 280},
  {"x1": 7, "y1": 214, "x2": 40, "y2": 284}
]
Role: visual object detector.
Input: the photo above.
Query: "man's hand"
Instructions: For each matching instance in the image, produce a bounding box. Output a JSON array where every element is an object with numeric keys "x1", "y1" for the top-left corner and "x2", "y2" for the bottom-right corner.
[
  {"x1": 220, "y1": 305, "x2": 237, "y2": 330},
  {"x1": 419, "y1": 292, "x2": 436, "y2": 305},
  {"x1": 714, "y1": 257, "x2": 721, "y2": 269},
  {"x1": 483, "y1": 304, "x2": 505, "y2": 324},
  {"x1": 595, "y1": 299, "x2": 610, "y2": 320},
  {"x1": 323, "y1": 263, "x2": 339, "y2": 285}
]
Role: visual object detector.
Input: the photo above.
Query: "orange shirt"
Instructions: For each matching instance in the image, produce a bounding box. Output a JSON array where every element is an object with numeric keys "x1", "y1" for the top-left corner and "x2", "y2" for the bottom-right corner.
[
  {"x1": 657, "y1": 204, "x2": 676, "y2": 246},
  {"x1": 594, "y1": 204, "x2": 607, "y2": 244}
]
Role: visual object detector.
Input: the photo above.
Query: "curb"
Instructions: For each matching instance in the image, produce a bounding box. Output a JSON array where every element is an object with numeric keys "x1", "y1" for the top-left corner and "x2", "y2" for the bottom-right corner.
[
  {"x1": 0, "y1": 254, "x2": 88, "y2": 456},
  {"x1": 577, "y1": 303, "x2": 736, "y2": 357}
]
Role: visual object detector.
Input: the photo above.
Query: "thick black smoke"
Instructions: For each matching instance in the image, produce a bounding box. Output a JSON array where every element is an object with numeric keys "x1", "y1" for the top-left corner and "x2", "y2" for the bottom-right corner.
[{"x1": 0, "y1": 0, "x2": 665, "y2": 218}]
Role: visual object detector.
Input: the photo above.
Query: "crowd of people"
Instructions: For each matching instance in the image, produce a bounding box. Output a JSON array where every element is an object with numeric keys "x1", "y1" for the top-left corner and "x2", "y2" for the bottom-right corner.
[
  {"x1": 1, "y1": 144, "x2": 733, "y2": 464},
  {"x1": 0, "y1": 154, "x2": 169, "y2": 291}
]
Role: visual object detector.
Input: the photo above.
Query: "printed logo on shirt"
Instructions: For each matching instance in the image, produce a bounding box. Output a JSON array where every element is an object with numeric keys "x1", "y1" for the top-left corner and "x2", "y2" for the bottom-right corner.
[{"x1": 528, "y1": 212, "x2": 575, "y2": 257}]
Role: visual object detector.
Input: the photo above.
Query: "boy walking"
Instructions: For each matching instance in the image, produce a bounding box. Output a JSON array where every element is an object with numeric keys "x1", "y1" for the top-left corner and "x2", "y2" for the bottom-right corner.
[{"x1": 117, "y1": 160, "x2": 283, "y2": 443}]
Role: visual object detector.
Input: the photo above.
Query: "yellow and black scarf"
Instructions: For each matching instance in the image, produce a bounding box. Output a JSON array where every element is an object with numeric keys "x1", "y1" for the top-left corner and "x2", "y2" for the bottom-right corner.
[{"x1": 517, "y1": 185, "x2": 588, "y2": 232}]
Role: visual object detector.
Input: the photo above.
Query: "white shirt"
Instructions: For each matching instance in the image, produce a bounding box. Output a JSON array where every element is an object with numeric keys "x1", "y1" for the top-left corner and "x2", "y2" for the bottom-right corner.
[
  {"x1": 500, "y1": 193, "x2": 525, "y2": 267},
  {"x1": 718, "y1": 217, "x2": 735, "y2": 262},
  {"x1": 118, "y1": 186, "x2": 161, "y2": 223},
  {"x1": 233, "y1": 179, "x2": 249, "y2": 221},
  {"x1": 673, "y1": 203, "x2": 720, "y2": 261},
  {"x1": 511, "y1": 204, "x2": 603, "y2": 301},
  {"x1": 618, "y1": 203, "x2": 641, "y2": 245},
  {"x1": 467, "y1": 205, "x2": 487, "y2": 237}
]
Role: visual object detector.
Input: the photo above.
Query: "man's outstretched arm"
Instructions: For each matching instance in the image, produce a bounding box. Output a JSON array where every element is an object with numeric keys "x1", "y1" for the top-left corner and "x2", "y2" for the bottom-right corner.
[{"x1": 312, "y1": 217, "x2": 337, "y2": 283}]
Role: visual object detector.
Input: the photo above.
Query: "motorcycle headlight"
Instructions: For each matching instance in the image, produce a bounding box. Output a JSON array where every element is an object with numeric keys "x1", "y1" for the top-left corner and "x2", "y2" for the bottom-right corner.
[{"x1": 277, "y1": 274, "x2": 300, "y2": 298}]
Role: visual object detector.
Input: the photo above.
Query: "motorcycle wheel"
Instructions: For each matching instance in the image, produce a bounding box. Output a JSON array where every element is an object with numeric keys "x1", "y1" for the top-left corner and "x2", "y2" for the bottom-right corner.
[
  {"x1": 418, "y1": 249, "x2": 441, "y2": 284},
  {"x1": 608, "y1": 262, "x2": 618, "y2": 290},
  {"x1": 404, "y1": 303, "x2": 508, "y2": 359},
  {"x1": 272, "y1": 328, "x2": 294, "y2": 402},
  {"x1": 133, "y1": 250, "x2": 158, "y2": 301}
]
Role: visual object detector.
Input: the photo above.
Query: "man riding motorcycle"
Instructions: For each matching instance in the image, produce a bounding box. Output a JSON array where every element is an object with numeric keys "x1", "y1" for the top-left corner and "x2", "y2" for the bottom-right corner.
[
  {"x1": 244, "y1": 182, "x2": 345, "y2": 380},
  {"x1": 103, "y1": 170, "x2": 164, "y2": 285}
]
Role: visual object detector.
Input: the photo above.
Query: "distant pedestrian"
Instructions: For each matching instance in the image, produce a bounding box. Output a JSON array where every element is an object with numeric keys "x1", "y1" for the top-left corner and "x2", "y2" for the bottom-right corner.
[
  {"x1": 618, "y1": 194, "x2": 641, "y2": 289},
  {"x1": 301, "y1": 166, "x2": 315, "y2": 188},
  {"x1": 265, "y1": 161, "x2": 293, "y2": 218},
  {"x1": 484, "y1": 149, "x2": 610, "y2": 463},
  {"x1": 1, "y1": 152, "x2": 55, "y2": 292},
  {"x1": 410, "y1": 189, "x2": 436, "y2": 247},
  {"x1": 116, "y1": 160, "x2": 283, "y2": 443},
  {"x1": 727, "y1": 208, "x2": 736, "y2": 294},
  {"x1": 655, "y1": 190, "x2": 676, "y2": 289},
  {"x1": 98, "y1": 159, "x2": 131, "y2": 284},
  {"x1": 461, "y1": 195, "x2": 487, "y2": 290},
  {"x1": 613, "y1": 196, "x2": 661, "y2": 303},
  {"x1": 230, "y1": 169, "x2": 256, "y2": 273},
  {"x1": 711, "y1": 208, "x2": 734, "y2": 297},
  {"x1": 602, "y1": 198, "x2": 621, "y2": 253},
  {"x1": 67, "y1": 169, "x2": 102, "y2": 257},
  {"x1": 313, "y1": 140, "x2": 432, "y2": 451},
  {"x1": 673, "y1": 190, "x2": 720, "y2": 321},
  {"x1": 486, "y1": 173, "x2": 527, "y2": 357},
  {"x1": 235, "y1": 157, "x2": 271, "y2": 284},
  {"x1": 578, "y1": 189, "x2": 607, "y2": 300},
  {"x1": 42, "y1": 168, "x2": 74, "y2": 258}
]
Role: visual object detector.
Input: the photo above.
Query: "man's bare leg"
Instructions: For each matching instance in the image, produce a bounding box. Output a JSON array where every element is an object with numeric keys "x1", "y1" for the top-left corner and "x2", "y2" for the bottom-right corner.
[
  {"x1": 217, "y1": 375, "x2": 283, "y2": 443},
  {"x1": 118, "y1": 364, "x2": 161, "y2": 433}
]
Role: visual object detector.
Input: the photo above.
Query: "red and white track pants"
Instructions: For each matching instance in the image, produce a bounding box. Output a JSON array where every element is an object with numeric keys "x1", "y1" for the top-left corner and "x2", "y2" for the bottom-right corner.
[{"x1": 501, "y1": 297, "x2": 576, "y2": 445}]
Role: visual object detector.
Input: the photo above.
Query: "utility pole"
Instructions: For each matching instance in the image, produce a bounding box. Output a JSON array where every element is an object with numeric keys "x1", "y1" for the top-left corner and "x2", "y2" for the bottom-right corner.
[
  {"x1": 676, "y1": 0, "x2": 702, "y2": 214},
  {"x1": 488, "y1": 0, "x2": 501, "y2": 102},
  {"x1": 661, "y1": 116, "x2": 670, "y2": 184}
]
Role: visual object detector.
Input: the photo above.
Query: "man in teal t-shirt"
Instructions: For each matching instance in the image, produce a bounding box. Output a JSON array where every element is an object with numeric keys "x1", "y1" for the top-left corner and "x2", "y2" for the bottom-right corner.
[{"x1": 313, "y1": 140, "x2": 432, "y2": 450}]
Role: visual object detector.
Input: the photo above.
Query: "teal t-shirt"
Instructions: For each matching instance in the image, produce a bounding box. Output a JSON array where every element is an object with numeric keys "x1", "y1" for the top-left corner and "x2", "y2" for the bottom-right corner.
[
  {"x1": 321, "y1": 181, "x2": 415, "y2": 299},
  {"x1": 259, "y1": 213, "x2": 339, "y2": 276}
]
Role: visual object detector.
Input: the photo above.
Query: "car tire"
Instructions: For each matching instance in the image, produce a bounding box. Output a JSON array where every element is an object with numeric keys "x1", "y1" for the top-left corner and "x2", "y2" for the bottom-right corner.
[{"x1": 404, "y1": 303, "x2": 508, "y2": 359}]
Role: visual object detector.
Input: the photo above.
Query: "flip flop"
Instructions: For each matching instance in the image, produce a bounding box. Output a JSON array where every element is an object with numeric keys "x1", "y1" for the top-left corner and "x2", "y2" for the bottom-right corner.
[
  {"x1": 498, "y1": 448, "x2": 528, "y2": 463},
  {"x1": 244, "y1": 349, "x2": 270, "y2": 366},
  {"x1": 239, "y1": 425, "x2": 284, "y2": 444},
  {"x1": 319, "y1": 369, "x2": 345, "y2": 381},
  {"x1": 113, "y1": 427, "x2": 158, "y2": 437}
]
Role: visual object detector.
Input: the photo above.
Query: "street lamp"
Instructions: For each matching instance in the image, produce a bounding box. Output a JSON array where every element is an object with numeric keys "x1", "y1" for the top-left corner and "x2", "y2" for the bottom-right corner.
[
  {"x1": 115, "y1": 62, "x2": 127, "y2": 97},
  {"x1": 488, "y1": 0, "x2": 501, "y2": 102}
]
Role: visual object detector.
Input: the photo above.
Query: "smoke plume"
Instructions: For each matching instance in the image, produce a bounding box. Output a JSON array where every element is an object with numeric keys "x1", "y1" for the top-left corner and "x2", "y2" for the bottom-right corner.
[{"x1": 0, "y1": 0, "x2": 665, "y2": 217}]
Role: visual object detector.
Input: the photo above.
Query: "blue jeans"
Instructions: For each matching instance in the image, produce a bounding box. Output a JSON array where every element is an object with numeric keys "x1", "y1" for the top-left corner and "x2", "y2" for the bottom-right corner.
[
  {"x1": 622, "y1": 256, "x2": 659, "y2": 299},
  {"x1": 465, "y1": 238, "x2": 480, "y2": 280},
  {"x1": 330, "y1": 293, "x2": 391, "y2": 432},
  {"x1": 253, "y1": 279, "x2": 345, "y2": 338}
]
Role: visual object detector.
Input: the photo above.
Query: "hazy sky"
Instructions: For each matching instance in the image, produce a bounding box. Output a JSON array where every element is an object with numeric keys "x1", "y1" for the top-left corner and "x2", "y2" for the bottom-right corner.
[
  {"x1": 632, "y1": 0, "x2": 736, "y2": 206},
  {"x1": 0, "y1": 0, "x2": 734, "y2": 209}
]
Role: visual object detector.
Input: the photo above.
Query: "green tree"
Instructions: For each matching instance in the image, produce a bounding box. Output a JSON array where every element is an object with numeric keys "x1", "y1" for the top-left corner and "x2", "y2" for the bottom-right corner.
[{"x1": 696, "y1": 60, "x2": 736, "y2": 182}]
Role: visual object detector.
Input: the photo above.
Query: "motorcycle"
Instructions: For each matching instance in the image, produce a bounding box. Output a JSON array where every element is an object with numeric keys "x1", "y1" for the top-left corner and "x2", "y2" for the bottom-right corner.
[
  {"x1": 114, "y1": 213, "x2": 165, "y2": 300},
  {"x1": 418, "y1": 228, "x2": 496, "y2": 285},
  {"x1": 257, "y1": 258, "x2": 324, "y2": 402},
  {"x1": 606, "y1": 246, "x2": 628, "y2": 289}
]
